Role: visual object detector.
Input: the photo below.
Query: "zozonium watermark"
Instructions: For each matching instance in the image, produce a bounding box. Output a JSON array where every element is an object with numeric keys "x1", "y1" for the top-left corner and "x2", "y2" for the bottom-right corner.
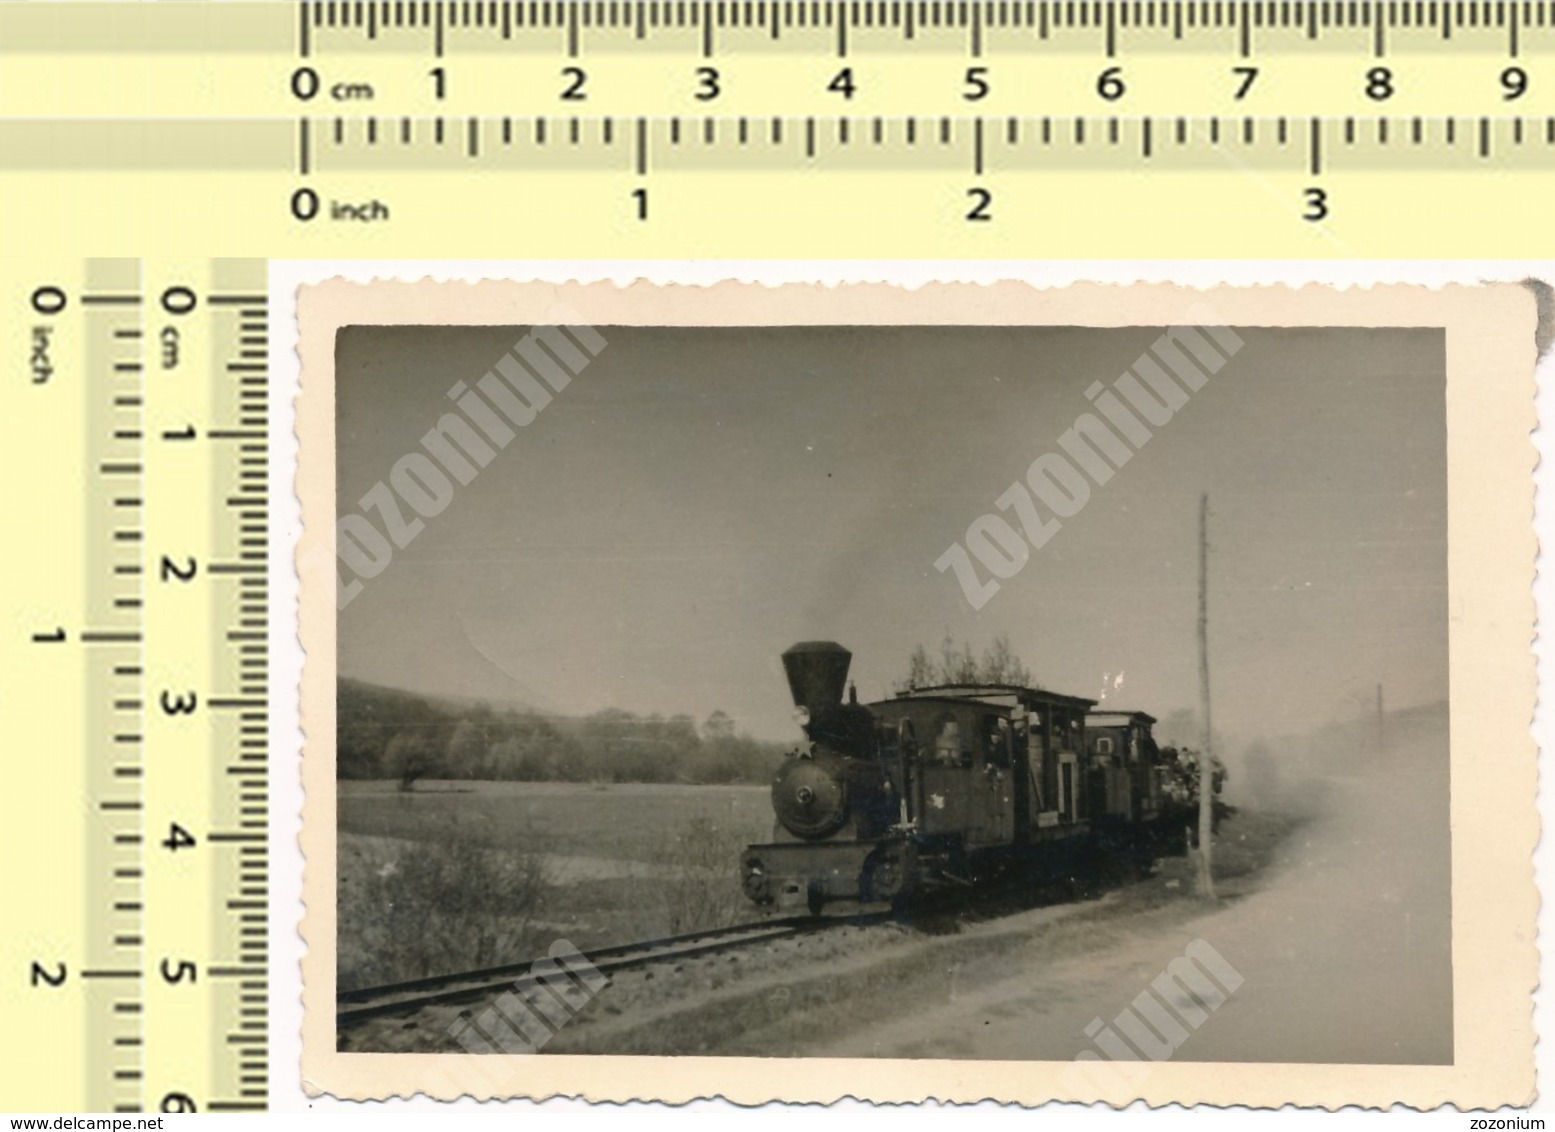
[
  {"x1": 936, "y1": 311, "x2": 1244, "y2": 610},
  {"x1": 334, "y1": 318, "x2": 607, "y2": 610},
  {"x1": 445, "y1": 938, "x2": 607, "y2": 1056},
  {"x1": 373, "y1": 939, "x2": 607, "y2": 1099},
  {"x1": 1062, "y1": 936, "x2": 1244, "y2": 1096}
]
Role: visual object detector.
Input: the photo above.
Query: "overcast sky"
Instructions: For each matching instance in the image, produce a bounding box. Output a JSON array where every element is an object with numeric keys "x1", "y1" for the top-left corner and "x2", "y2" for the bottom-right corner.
[{"x1": 335, "y1": 322, "x2": 1447, "y2": 744}]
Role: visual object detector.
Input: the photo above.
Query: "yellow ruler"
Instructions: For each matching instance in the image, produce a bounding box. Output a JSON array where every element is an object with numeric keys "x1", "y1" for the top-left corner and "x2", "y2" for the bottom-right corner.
[
  {"x1": 0, "y1": 1, "x2": 1554, "y2": 255},
  {"x1": 0, "y1": 258, "x2": 270, "y2": 1113}
]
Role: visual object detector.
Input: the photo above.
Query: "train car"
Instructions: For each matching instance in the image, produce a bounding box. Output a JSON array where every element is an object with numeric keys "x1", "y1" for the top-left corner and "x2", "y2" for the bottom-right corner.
[
  {"x1": 1084, "y1": 709, "x2": 1163, "y2": 825},
  {"x1": 1083, "y1": 708, "x2": 1182, "y2": 861},
  {"x1": 741, "y1": 640, "x2": 1106, "y2": 914}
]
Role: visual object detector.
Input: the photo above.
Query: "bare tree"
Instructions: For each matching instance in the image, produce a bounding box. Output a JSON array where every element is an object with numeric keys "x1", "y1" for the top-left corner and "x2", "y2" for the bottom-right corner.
[
  {"x1": 902, "y1": 633, "x2": 1034, "y2": 690},
  {"x1": 950, "y1": 642, "x2": 979, "y2": 684},
  {"x1": 937, "y1": 632, "x2": 962, "y2": 684},
  {"x1": 900, "y1": 643, "x2": 935, "y2": 691},
  {"x1": 980, "y1": 634, "x2": 1033, "y2": 686}
]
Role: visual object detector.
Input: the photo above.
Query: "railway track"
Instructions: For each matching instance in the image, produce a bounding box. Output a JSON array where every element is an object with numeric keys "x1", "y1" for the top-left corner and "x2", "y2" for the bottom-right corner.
[{"x1": 337, "y1": 915, "x2": 877, "y2": 1029}]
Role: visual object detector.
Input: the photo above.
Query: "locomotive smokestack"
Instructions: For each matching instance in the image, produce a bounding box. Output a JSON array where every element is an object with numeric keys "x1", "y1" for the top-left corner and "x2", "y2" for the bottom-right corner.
[{"x1": 781, "y1": 641, "x2": 852, "y2": 710}]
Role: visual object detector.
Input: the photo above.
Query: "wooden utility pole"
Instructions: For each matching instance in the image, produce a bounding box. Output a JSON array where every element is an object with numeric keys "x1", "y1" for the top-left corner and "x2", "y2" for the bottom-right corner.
[{"x1": 1197, "y1": 493, "x2": 1216, "y2": 899}]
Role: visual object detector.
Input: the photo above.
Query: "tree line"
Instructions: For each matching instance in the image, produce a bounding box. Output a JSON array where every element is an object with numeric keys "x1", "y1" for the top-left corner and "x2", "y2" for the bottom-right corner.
[
  {"x1": 898, "y1": 632, "x2": 1035, "y2": 691},
  {"x1": 337, "y1": 678, "x2": 786, "y2": 789}
]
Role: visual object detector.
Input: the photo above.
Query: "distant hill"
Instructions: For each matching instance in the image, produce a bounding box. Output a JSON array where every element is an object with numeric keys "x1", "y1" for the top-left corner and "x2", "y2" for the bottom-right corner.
[{"x1": 336, "y1": 677, "x2": 784, "y2": 787}]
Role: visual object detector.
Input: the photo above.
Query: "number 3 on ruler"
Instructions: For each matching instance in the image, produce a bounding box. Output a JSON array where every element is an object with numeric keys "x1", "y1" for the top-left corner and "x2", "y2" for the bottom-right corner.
[{"x1": 1303, "y1": 187, "x2": 1329, "y2": 222}]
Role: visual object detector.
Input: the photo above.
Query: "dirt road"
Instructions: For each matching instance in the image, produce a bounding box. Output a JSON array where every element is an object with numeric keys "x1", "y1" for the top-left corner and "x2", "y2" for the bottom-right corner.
[{"x1": 817, "y1": 766, "x2": 1452, "y2": 1064}]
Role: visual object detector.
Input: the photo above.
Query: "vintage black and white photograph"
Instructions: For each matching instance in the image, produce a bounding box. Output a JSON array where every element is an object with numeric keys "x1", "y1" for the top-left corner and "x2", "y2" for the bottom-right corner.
[{"x1": 298, "y1": 279, "x2": 1536, "y2": 1107}]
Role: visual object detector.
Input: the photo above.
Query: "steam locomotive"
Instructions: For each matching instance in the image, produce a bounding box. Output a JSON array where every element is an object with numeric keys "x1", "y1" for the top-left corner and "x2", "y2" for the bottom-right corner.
[{"x1": 740, "y1": 641, "x2": 1183, "y2": 914}]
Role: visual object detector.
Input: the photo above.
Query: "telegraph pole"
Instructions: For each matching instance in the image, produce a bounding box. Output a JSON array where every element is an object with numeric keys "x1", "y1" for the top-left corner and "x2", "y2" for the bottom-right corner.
[{"x1": 1197, "y1": 494, "x2": 1217, "y2": 900}]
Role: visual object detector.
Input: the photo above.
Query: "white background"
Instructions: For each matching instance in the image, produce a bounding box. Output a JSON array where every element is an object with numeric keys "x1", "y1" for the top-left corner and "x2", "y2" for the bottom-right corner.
[{"x1": 264, "y1": 260, "x2": 1555, "y2": 1125}]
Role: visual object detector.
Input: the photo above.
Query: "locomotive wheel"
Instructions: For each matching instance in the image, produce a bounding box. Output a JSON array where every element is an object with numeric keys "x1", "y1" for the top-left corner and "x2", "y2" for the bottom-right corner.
[{"x1": 862, "y1": 843, "x2": 916, "y2": 905}]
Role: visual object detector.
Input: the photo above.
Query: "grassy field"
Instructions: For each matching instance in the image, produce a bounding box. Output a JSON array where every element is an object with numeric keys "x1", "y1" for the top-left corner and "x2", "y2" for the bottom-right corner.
[
  {"x1": 335, "y1": 778, "x2": 1297, "y2": 1001},
  {"x1": 337, "y1": 781, "x2": 773, "y2": 991},
  {"x1": 341, "y1": 806, "x2": 1306, "y2": 1053}
]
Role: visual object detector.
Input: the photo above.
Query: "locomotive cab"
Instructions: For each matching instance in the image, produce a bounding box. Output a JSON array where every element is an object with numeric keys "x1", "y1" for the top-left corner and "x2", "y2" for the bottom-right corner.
[{"x1": 878, "y1": 685, "x2": 1096, "y2": 850}]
